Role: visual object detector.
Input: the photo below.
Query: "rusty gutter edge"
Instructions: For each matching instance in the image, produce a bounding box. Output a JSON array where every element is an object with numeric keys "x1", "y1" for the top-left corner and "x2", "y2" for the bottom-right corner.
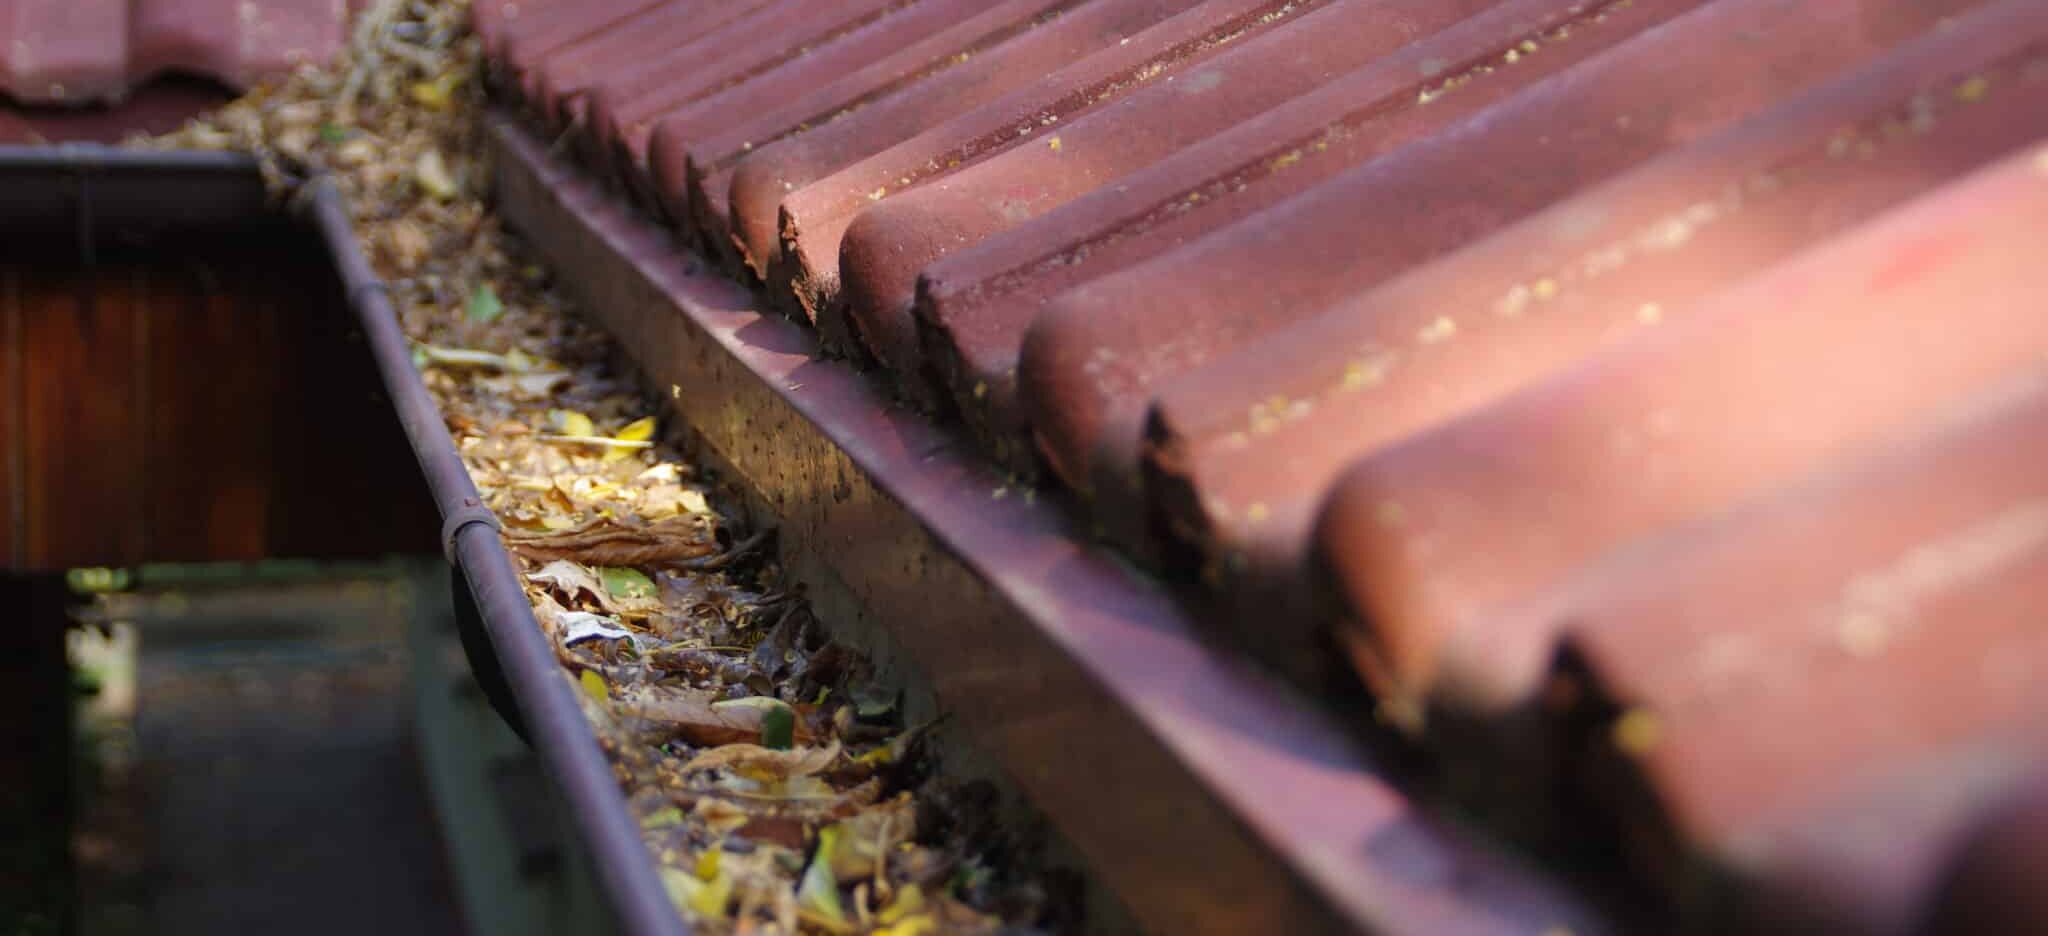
[
  {"x1": 0, "y1": 144, "x2": 271, "y2": 242},
  {"x1": 302, "y1": 178, "x2": 690, "y2": 936},
  {"x1": 0, "y1": 144, "x2": 687, "y2": 936}
]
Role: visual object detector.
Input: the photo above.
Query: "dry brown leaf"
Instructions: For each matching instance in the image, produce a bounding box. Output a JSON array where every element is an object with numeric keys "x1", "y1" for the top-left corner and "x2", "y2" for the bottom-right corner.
[
  {"x1": 683, "y1": 741, "x2": 841, "y2": 778},
  {"x1": 615, "y1": 689, "x2": 817, "y2": 748},
  {"x1": 502, "y1": 517, "x2": 716, "y2": 565}
]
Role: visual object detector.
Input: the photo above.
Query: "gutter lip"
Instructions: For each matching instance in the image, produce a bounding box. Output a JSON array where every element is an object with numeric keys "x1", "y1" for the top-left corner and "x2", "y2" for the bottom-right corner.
[
  {"x1": 301, "y1": 177, "x2": 693, "y2": 936},
  {"x1": 0, "y1": 142, "x2": 691, "y2": 936}
]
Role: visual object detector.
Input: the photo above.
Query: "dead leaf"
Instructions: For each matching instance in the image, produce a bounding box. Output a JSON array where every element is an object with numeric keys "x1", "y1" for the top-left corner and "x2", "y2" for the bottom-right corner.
[
  {"x1": 528, "y1": 559, "x2": 617, "y2": 611},
  {"x1": 607, "y1": 415, "x2": 657, "y2": 462},
  {"x1": 683, "y1": 740, "x2": 840, "y2": 778},
  {"x1": 503, "y1": 517, "x2": 717, "y2": 566},
  {"x1": 415, "y1": 148, "x2": 457, "y2": 199},
  {"x1": 614, "y1": 688, "x2": 817, "y2": 748},
  {"x1": 548, "y1": 409, "x2": 595, "y2": 437}
]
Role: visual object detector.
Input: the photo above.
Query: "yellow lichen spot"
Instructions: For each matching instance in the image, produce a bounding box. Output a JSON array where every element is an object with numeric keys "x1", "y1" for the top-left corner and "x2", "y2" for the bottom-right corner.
[
  {"x1": 1496, "y1": 283, "x2": 1532, "y2": 318},
  {"x1": 1268, "y1": 150, "x2": 1302, "y2": 171},
  {"x1": 1246, "y1": 502, "x2": 1270, "y2": 524},
  {"x1": 1612, "y1": 708, "x2": 1662, "y2": 756},
  {"x1": 1837, "y1": 609, "x2": 1891, "y2": 659},
  {"x1": 1503, "y1": 48, "x2": 1520, "y2": 65},
  {"x1": 1954, "y1": 75, "x2": 1990, "y2": 103},
  {"x1": 869, "y1": 187, "x2": 887, "y2": 201},
  {"x1": 1532, "y1": 278, "x2": 1559, "y2": 301},
  {"x1": 1048, "y1": 135, "x2": 1062, "y2": 152},
  {"x1": 972, "y1": 381, "x2": 988, "y2": 400},
  {"x1": 1417, "y1": 315, "x2": 1457, "y2": 344},
  {"x1": 1341, "y1": 355, "x2": 1389, "y2": 391},
  {"x1": 1637, "y1": 302, "x2": 1663, "y2": 324},
  {"x1": 1519, "y1": 39, "x2": 1539, "y2": 55}
]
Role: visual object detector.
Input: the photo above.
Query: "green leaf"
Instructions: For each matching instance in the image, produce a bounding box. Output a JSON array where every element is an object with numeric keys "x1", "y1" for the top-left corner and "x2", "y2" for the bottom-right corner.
[
  {"x1": 640, "y1": 807, "x2": 684, "y2": 830},
  {"x1": 797, "y1": 827, "x2": 848, "y2": 926},
  {"x1": 599, "y1": 566, "x2": 656, "y2": 601},
  {"x1": 466, "y1": 283, "x2": 504, "y2": 323},
  {"x1": 760, "y1": 703, "x2": 795, "y2": 750},
  {"x1": 319, "y1": 123, "x2": 348, "y2": 143}
]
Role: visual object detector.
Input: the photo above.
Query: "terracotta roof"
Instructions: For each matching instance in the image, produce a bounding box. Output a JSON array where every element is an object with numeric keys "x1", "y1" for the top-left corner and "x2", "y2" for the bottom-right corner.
[
  {"x1": 485, "y1": 0, "x2": 2048, "y2": 928},
  {"x1": 0, "y1": 0, "x2": 364, "y2": 140}
]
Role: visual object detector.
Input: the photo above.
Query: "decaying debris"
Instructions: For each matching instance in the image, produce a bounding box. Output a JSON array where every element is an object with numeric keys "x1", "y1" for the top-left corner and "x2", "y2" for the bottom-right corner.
[{"x1": 138, "y1": 2, "x2": 1068, "y2": 931}]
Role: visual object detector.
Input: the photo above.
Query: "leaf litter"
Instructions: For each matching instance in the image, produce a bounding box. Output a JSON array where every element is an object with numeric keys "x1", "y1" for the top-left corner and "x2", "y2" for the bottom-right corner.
[{"x1": 136, "y1": 1, "x2": 1072, "y2": 931}]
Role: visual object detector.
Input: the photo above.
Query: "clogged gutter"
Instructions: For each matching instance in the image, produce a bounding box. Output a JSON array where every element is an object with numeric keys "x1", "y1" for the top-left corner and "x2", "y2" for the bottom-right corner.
[{"x1": 136, "y1": 2, "x2": 1063, "y2": 933}]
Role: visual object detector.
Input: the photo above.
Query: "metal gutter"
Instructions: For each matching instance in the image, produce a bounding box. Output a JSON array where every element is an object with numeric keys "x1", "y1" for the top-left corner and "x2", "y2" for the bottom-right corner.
[
  {"x1": 0, "y1": 144, "x2": 688, "y2": 936},
  {"x1": 301, "y1": 178, "x2": 689, "y2": 936}
]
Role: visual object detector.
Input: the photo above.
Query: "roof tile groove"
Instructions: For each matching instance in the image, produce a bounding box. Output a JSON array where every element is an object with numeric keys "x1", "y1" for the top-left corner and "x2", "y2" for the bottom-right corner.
[
  {"x1": 1551, "y1": 371, "x2": 2048, "y2": 932},
  {"x1": 665, "y1": 0, "x2": 1085, "y2": 271},
  {"x1": 915, "y1": 0, "x2": 1695, "y2": 478},
  {"x1": 1143, "y1": 0, "x2": 2048, "y2": 649},
  {"x1": 478, "y1": 0, "x2": 2048, "y2": 925},
  {"x1": 718, "y1": 0, "x2": 1203, "y2": 287},
  {"x1": 832, "y1": 0, "x2": 1506, "y2": 401},
  {"x1": 581, "y1": 0, "x2": 922, "y2": 192},
  {"x1": 1014, "y1": 0, "x2": 1995, "y2": 555},
  {"x1": 1313, "y1": 138, "x2": 2048, "y2": 718},
  {"x1": 773, "y1": 0, "x2": 1322, "y2": 349}
]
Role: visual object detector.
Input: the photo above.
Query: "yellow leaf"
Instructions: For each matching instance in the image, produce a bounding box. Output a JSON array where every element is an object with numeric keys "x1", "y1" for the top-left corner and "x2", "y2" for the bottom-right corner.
[
  {"x1": 874, "y1": 916, "x2": 936, "y2": 936},
  {"x1": 640, "y1": 807, "x2": 683, "y2": 829},
  {"x1": 415, "y1": 149, "x2": 458, "y2": 200},
  {"x1": 579, "y1": 669, "x2": 609, "y2": 705},
  {"x1": 605, "y1": 416, "x2": 656, "y2": 462},
  {"x1": 694, "y1": 847, "x2": 720, "y2": 881},
  {"x1": 548, "y1": 409, "x2": 596, "y2": 438},
  {"x1": 661, "y1": 866, "x2": 732, "y2": 920},
  {"x1": 410, "y1": 71, "x2": 465, "y2": 111},
  {"x1": 797, "y1": 826, "x2": 848, "y2": 927},
  {"x1": 878, "y1": 884, "x2": 925, "y2": 925},
  {"x1": 615, "y1": 416, "x2": 656, "y2": 442}
]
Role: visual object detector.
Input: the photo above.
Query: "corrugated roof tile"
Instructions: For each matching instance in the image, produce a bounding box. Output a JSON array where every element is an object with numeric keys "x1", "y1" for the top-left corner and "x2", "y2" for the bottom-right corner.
[
  {"x1": 774, "y1": 0, "x2": 1318, "y2": 349},
  {"x1": 722, "y1": 0, "x2": 1200, "y2": 291},
  {"x1": 1145, "y1": 0, "x2": 2048, "y2": 639},
  {"x1": 660, "y1": 0, "x2": 1080, "y2": 271},
  {"x1": 1015, "y1": 0, "x2": 1991, "y2": 553},
  {"x1": 833, "y1": 0, "x2": 1506, "y2": 401},
  {"x1": 1313, "y1": 140, "x2": 2048, "y2": 717},
  {"x1": 474, "y1": 0, "x2": 2048, "y2": 925},
  {"x1": 916, "y1": 0, "x2": 1702, "y2": 478}
]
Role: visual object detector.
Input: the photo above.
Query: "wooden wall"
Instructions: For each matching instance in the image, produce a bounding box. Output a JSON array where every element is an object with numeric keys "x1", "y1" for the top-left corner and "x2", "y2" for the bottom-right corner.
[{"x1": 0, "y1": 230, "x2": 439, "y2": 571}]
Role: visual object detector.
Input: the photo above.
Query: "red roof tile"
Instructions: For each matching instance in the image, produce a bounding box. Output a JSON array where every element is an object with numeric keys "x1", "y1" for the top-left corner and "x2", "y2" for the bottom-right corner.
[
  {"x1": 1147, "y1": 0, "x2": 2048, "y2": 632},
  {"x1": 479, "y1": 0, "x2": 2048, "y2": 926},
  {"x1": 0, "y1": 0, "x2": 360, "y2": 106}
]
